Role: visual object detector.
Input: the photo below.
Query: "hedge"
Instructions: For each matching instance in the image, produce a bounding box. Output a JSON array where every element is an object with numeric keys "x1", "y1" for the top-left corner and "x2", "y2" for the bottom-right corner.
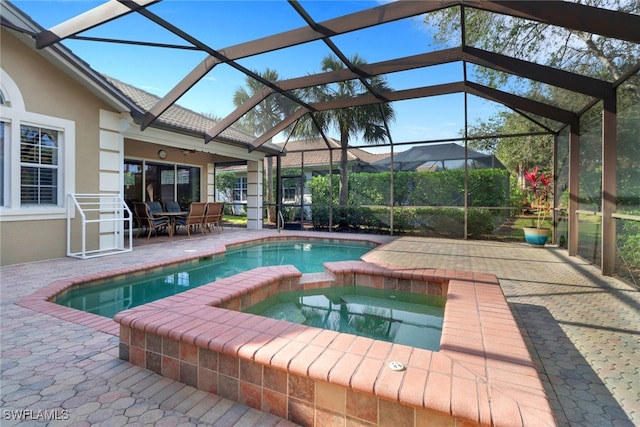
[{"x1": 308, "y1": 168, "x2": 509, "y2": 235}]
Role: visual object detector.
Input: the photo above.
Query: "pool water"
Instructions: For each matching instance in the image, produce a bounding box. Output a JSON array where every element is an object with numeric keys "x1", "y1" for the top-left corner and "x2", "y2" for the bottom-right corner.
[
  {"x1": 245, "y1": 286, "x2": 445, "y2": 351},
  {"x1": 55, "y1": 239, "x2": 375, "y2": 318}
]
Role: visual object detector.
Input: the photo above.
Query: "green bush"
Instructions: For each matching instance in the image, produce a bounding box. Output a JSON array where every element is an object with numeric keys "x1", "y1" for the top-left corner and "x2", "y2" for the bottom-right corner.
[
  {"x1": 311, "y1": 205, "x2": 332, "y2": 230},
  {"x1": 308, "y1": 169, "x2": 509, "y2": 234},
  {"x1": 617, "y1": 212, "x2": 640, "y2": 269}
]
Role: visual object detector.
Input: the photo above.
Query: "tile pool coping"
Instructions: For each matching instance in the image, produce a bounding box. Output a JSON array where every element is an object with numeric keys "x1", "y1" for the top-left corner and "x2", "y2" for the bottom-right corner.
[
  {"x1": 15, "y1": 234, "x2": 383, "y2": 335},
  {"x1": 114, "y1": 265, "x2": 553, "y2": 426},
  {"x1": 16, "y1": 234, "x2": 555, "y2": 426}
]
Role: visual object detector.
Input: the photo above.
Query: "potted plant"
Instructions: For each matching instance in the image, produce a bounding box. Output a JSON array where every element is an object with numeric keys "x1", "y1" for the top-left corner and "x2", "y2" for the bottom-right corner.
[{"x1": 522, "y1": 166, "x2": 553, "y2": 247}]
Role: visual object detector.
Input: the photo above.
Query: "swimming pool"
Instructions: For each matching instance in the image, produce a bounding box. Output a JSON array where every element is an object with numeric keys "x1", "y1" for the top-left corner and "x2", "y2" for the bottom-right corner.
[
  {"x1": 55, "y1": 239, "x2": 376, "y2": 318},
  {"x1": 244, "y1": 285, "x2": 444, "y2": 351}
]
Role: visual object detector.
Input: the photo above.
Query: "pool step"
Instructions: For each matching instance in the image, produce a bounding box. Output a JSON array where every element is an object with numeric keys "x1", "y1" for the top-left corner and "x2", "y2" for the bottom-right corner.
[{"x1": 298, "y1": 271, "x2": 335, "y2": 289}]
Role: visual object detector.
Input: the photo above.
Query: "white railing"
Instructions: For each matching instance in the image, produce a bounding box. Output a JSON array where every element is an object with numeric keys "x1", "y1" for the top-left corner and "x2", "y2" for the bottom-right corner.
[{"x1": 67, "y1": 194, "x2": 132, "y2": 259}]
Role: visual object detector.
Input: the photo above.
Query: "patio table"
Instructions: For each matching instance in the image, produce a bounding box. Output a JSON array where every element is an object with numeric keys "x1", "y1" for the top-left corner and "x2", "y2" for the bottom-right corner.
[{"x1": 158, "y1": 211, "x2": 188, "y2": 237}]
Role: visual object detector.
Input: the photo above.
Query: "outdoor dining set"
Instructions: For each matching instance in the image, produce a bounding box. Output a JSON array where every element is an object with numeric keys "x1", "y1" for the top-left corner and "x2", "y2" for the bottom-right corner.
[{"x1": 133, "y1": 201, "x2": 224, "y2": 238}]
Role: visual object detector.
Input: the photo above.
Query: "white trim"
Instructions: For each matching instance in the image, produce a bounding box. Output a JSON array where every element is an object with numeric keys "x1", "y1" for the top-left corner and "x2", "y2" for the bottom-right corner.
[
  {"x1": 207, "y1": 162, "x2": 215, "y2": 202},
  {"x1": 0, "y1": 69, "x2": 25, "y2": 111}
]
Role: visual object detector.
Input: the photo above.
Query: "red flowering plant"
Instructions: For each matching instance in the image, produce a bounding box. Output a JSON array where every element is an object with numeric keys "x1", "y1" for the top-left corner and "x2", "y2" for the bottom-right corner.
[{"x1": 524, "y1": 166, "x2": 553, "y2": 229}]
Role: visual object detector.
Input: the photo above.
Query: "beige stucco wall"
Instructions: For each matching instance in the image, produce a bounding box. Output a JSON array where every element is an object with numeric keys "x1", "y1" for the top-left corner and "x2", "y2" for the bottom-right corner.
[{"x1": 0, "y1": 29, "x2": 118, "y2": 265}]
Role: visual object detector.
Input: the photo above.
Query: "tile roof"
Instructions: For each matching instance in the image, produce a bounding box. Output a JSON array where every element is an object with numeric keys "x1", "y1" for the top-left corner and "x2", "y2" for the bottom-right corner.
[
  {"x1": 275, "y1": 138, "x2": 389, "y2": 168},
  {"x1": 105, "y1": 76, "x2": 262, "y2": 147}
]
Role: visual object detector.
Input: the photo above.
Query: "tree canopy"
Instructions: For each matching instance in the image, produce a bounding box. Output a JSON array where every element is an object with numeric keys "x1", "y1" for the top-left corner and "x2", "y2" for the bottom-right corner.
[
  {"x1": 297, "y1": 54, "x2": 395, "y2": 206},
  {"x1": 425, "y1": 1, "x2": 639, "y2": 184}
]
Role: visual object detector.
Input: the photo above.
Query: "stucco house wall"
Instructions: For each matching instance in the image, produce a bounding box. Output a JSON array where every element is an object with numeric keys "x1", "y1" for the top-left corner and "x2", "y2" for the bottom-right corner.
[
  {"x1": 1, "y1": 28, "x2": 120, "y2": 265},
  {"x1": 1, "y1": 3, "x2": 270, "y2": 265}
]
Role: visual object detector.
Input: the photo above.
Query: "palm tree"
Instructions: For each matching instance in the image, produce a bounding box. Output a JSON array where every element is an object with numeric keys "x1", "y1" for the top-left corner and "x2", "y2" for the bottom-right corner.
[
  {"x1": 300, "y1": 54, "x2": 395, "y2": 207},
  {"x1": 233, "y1": 69, "x2": 298, "y2": 222}
]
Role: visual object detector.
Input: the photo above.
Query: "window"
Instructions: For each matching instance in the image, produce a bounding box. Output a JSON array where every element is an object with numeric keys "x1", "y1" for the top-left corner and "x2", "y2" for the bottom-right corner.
[
  {"x1": 234, "y1": 177, "x2": 247, "y2": 202},
  {"x1": 282, "y1": 176, "x2": 301, "y2": 203},
  {"x1": 0, "y1": 69, "x2": 75, "y2": 220},
  {"x1": 20, "y1": 125, "x2": 58, "y2": 205},
  {"x1": 124, "y1": 159, "x2": 200, "y2": 209},
  {"x1": 176, "y1": 165, "x2": 200, "y2": 207},
  {"x1": 283, "y1": 187, "x2": 298, "y2": 202}
]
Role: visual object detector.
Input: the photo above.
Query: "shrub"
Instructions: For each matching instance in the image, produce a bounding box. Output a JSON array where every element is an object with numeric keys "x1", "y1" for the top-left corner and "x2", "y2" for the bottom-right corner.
[
  {"x1": 617, "y1": 212, "x2": 640, "y2": 270},
  {"x1": 308, "y1": 169, "x2": 508, "y2": 234}
]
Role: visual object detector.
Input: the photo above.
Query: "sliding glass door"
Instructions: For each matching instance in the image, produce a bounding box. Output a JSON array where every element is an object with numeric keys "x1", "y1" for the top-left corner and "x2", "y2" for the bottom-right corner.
[{"x1": 124, "y1": 159, "x2": 200, "y2": 209}]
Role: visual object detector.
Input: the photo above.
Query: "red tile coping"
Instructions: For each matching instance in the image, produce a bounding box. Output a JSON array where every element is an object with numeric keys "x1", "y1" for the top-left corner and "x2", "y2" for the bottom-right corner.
[{"x1": 114, "y1": 261, "x2": 556, "y2": 427}]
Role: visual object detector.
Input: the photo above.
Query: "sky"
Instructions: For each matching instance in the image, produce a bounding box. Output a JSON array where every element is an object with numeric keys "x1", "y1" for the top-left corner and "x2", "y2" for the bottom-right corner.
[{"x1": 12, "y1": 0, "x2": 504, "y2": 148}]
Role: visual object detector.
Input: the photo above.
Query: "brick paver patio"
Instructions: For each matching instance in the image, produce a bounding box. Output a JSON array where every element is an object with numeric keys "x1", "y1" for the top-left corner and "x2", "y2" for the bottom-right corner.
[{"x1": 1, "y1": 229, "x2": 638, "y2": 426}]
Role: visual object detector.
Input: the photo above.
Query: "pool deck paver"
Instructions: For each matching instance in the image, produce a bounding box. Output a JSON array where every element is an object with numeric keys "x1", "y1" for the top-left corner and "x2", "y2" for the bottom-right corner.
[
  {"x1": 1, "y1": 229, "x2": 639, "y2": 426},
  {"x1": 364, "y1": 237, "x2": 640, "y2": 427}
]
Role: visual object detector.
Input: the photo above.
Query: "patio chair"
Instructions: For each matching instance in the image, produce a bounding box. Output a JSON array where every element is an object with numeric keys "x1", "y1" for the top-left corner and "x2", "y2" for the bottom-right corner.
[
  {"x1": 146, "y1": 201, "x2": 164, "y2": 217},
  {"x1": 163, "y1": 201, "x2": 182, "y2": 213},
  {"x1": 175, "y1": 202, "x2": 207, "y2": 236},
  {"x1": 134, "y1": 202, "x2": 170, "y2": 239},
  {"x1": 128, "y1": 200, "x2": 141, "y2": 229},
  {"x1": 203, "y1": 202, "x2": 224, "y2": 234}
]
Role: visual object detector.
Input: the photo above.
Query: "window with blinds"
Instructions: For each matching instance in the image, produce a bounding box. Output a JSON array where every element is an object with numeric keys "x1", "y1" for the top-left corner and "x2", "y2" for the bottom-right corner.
[{"x1": 20, "y1": 125, "x2": 59, "y2": 205}]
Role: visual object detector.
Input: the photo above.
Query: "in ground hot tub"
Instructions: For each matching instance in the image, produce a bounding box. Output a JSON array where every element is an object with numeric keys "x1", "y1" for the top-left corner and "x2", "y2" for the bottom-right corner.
[
  {"x1": 244, "y1": 285, "x2": 444, "y2": 351},
  {"x1": 115, "y1": 259, "x2": 554, "y2": 427}
]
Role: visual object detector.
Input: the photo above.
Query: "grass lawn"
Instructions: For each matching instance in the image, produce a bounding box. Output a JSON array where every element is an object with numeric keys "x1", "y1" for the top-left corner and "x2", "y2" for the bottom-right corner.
[
  {"x1": 514, "y1": 216, "x2": 554, "y2": 231},
  {"x1": 222, "y1": 214, "x2": 247, "y2": 226},
  {"x1": 490, "y1": 215, "x2": 555, "y2": 241},
  {"x1": 490, "y1": 214, "x2": 604, "y2": 249}
]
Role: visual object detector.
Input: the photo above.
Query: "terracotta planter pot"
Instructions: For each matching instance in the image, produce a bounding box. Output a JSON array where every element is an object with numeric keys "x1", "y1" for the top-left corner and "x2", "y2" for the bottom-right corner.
[{"x1": 523, "y1": 227, "x2": 551, "y2": 247}]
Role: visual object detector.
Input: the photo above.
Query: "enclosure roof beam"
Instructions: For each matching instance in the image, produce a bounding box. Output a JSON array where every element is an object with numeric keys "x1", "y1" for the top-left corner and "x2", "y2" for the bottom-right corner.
[
  {"x1": 205, "y1": 48, "x2": 463, "y2": 142},
  {"x1": 143, "y1": 0, "x2": 449, "y2": 131},
  {"x1": 287, "y1": 0, "x2": 391, "y2": 104},
  {"x1": 249, "y1": 82, "x2": 466, "y2": 151},
  {"x1": 109, "y1": 2, "x2": 315, "y2": 131},
  {"x1": 63, "y1": 35, "x2": 199, "y2": 50},
  {"x1": 250, "y1": 108, "x2": 312, "y2": 152},
  {"x1": 465, "y1": 81, "x2": 578, "y2": 125},
  {"x1": 463, "y1": 0, "x2": 640, "y2": 44},
  {"x1": 204, "y1": 87, "x2": 275, "y2": 144},
  {"x1": 249, "y1": 80, "x2": 577, "y2": 151},
  {"x1": 35, "y1": 0, "x2": 160, "y2": 49},
  {"x1": 463, "y1": 46, "x2": 613, "y2": 99},
  {"x1": 209, "y1": 43, "x2": 604, "y2": 143}
]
